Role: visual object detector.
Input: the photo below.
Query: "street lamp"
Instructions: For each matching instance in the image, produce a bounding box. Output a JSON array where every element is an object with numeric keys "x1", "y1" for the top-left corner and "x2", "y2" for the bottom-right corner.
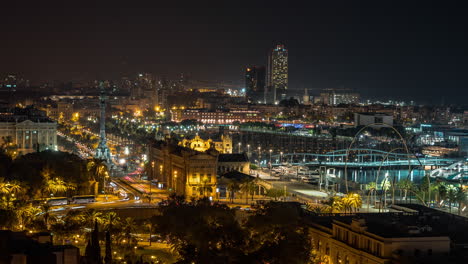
[
  {"x1": 149, "y1": 161, "x2": 155, "y2": 204},
  {"x1": 104, "y1": 171, "x2": 109, "y2": 201},
  {"x1": 269, "y1": 149, "x2": 273, "y2": 177},
  {"x1": 257, "y1": 147, "x2": 261, "y2": 166},
  {"x1": 280, "y1": 152, "x2": 283, "y2": 163},
  {"x1": 173, "y1": 170, "x2": 178, "y2": 193},
  {"x1": 238, "y1": 142, "x2": 242, "y2": 153}
]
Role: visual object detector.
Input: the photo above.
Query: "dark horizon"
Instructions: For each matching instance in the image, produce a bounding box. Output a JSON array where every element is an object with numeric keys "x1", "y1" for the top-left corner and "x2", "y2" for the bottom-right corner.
[{"x1": 2, "y1": 1, "x2": 468, "y2": 105}]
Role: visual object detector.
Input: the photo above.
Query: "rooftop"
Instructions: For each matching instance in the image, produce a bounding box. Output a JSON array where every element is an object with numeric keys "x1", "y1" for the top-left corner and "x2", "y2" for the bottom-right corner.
[
  {"x1": 218, "y1": 153, "x2": 249, "y2": 163},
  {"x1": 219, "y1": 171, "x2": 255, "y2": 182},
  {"x1": 306, "y1": 204, "x2": 468, "y2": 242},
  {"x1": 0, "y1": 106, "x2": 55, "y2": 123},
  {"x1": 356, "y1": 112, "x2": 392, "y2": 116}
]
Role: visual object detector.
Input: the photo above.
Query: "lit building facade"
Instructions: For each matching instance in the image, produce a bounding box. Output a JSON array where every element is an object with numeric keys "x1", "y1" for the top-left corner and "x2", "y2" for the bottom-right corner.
[
  {"x1": 267, "y1": 44, "x2": 288, "y2": 103},
  {"x1": 310, "y1": 217, "x2": 451, "y2": 264},
  {"x1": 178, "y1": 134, "x2": 232, "y2": 154},
  {"x1": 148, "y1": 140, "x2": 218, "y2": 199},
  {"x1": 171, "y1": 109, "x2": 262, "y2": 124},
  {"x1": 0, "y1": 107, "x2": 57, "y2": 155},
  {"x1": 317, "y1": 89, "x2": 360, "y2": 105},
  {"x1": 245, "y1": 66, "x2": 266, "y2": 103}
]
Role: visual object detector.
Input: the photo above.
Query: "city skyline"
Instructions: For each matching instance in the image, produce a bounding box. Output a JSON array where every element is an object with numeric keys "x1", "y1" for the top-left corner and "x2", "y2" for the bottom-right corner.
[
  {"x1": 1, "y1": 2, "x2": 468, "y2": 263},
  {"x1": 2, "y1": 2, "x2": 468, "y2": 105}
]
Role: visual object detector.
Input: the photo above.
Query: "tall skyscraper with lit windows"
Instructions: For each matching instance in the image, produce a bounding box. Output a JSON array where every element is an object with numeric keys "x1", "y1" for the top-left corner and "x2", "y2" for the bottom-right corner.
[{"x1": 267, "y1": 44, "x2": 288, "y2": 103}]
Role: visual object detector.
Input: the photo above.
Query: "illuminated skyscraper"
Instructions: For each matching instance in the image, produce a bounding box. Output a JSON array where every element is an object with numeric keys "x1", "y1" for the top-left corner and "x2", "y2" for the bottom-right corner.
[
  {"x1": 245, "y1": 66, "x2": 266, "y2": 103},
  {"x1": 267, "y1": 44, "x2": 288, "y2": 103}
]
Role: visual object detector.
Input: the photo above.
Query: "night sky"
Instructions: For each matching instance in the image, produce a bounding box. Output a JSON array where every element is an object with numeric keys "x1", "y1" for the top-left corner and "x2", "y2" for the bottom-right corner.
[{"x1": 2, "y1": 1, "x2": 468, "y2": 104}]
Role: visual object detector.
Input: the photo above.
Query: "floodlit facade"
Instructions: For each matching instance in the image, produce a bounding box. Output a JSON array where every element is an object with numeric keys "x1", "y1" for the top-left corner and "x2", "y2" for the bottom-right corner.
[
  {"x1": 148, "y1": 140, "x2": 218, "y2": 199},
  {"x1": 0, "y1": 107, "x2": 57, "y2": 154},
  {"x1": 178, "y1": 134, "x2": 233, "y2": 154},
  {"x1": 309, "y1": 217, "x2": 451, "y2": 264},
  {"x1": 171, "y1": 108, "x2": 262, "y2": 124}
]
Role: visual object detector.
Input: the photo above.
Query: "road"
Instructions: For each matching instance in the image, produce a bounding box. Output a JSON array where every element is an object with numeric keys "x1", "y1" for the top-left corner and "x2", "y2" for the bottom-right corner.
[
  {"x1": 253, "y1": 168, "x2": 330, "y2": 202},
  {"x1": 270, "y1": 181, "x2": 328, "y2": 202}
]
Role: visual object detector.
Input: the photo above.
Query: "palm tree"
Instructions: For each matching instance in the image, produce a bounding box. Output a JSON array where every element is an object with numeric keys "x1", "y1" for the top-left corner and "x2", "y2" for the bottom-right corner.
[
  {"x1": 120, "y1": 217, "x2": 136, "y2": 246},
  {"x1": 227, "y1": 181, "x2": 240, "y2": 203},
  {"x1": 331, "y1": 196, "x2": 344, "y2": 213},
  {"x1": 397, "y1": 179, "x2": 413, "y2": 202},
  {"x1": 436, "y1": 182, "x2": 447, "y2": 206},
  {"x1": 447, "y1": 185, "x2": 457, "y2": 213},
  {"x1": 42, "y1": 178, "x2": 69, "y2": 197},
  {"x1": 240, "y1": 180, "x2": 256, "y2": 203},
  {"x1": 346, "y1": 193, "x2": 362, "y2": 212},
  {"x1": 390, "y1": 176, "x2": 398, "y2": 205},
  {"x1": 1, "y1": 194, "x2": 16, "y2": 210},
  {"x1": 41, "y1": 203, "x2": 57, "y2": 230},
  {"x1": 87, "y1": 159, "x2": 108, "y2": 180},
  {"x1": 248, "y1": 180, "x2": 257, "y2": 202},
  {"x1": 7, "y1": 180, "x2": 23, "y2": 197},
  {"x1": 53, "y1": 178, "x2": 69, "y2": 195},
  {"x1": 16, "y1": 204, "x2": 41, "y2": 229},
  {"x1": 342, "y1": 193, "x2": 362, "y2": 213},
  {"x1": 102, "y1": 211, "x2": 121, "y2": 235},
  {"x1": 351, "y1": 193, "x2": 362, "y2": 211},
  {"x1": 381, "y1": 179, "x2": 391, "y2": 209},
  {"x1": 0, "y1": 178, "x2": 10, "y2": 195},
  {"x1": 341, "y1": 195, "x2": 351, "y2": 213},
  {"x1": 40, "y1": 166, "x2": 54, "y2": 180},
  {"x1": 62, "y1": 210, "x2": 85, "y2": 228},
  {"x1": 455, "y1": 187, "x2": 466, "y2": 215},
  {"x1": 87, "y1": 159, "x2": 108, "y2": 192},
  {"x1": 367, "y1": 182, "x2": 377, "y2": 209},
  {"x1": 81, "y1": 209, "x2": 103, "y2": 229}
]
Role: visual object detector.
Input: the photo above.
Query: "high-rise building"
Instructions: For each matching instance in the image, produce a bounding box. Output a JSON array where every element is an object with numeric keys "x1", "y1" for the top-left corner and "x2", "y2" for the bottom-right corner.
[
  {"x1": 316, "y1": 89, "x2": 360, "y2": 105},
  {"x1": 131, "y1": 73, "x2": 154, "y2": 99},
  {"x1": 245, "y1": 66, "x2": 266, "y2": 103},
  {"x1": 303, "y1": 88, "x2": 311, "y2": 105},
  {"x1": 267, "y1": 44, "x2": 288, "y2": 103}
]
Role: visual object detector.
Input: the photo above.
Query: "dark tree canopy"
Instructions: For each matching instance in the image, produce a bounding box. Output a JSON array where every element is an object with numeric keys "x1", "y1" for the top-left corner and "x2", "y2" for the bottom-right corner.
[
  {"x1": 151, "y1": 197, "x2": 311, "y2": 264},
  {"x1": 3, "y1": 150, "x2": 93, "y2": 198}
]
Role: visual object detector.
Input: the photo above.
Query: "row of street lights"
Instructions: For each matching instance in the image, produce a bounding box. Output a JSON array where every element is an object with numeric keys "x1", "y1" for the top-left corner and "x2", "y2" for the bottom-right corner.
[{"x1": 237, "y1": 142, "x2": 285, "y2": 167}]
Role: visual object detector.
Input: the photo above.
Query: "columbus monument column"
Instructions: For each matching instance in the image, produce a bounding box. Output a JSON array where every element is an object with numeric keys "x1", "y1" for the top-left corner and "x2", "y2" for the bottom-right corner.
[{"x1": 95, "y1": 82, "x2": 112, "y2": 165}]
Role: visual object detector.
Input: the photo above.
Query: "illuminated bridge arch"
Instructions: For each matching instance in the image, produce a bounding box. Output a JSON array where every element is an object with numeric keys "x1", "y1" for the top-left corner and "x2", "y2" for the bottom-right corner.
[{"x1": 343, "y1": 123, "x2": 411, "y2": 193}]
